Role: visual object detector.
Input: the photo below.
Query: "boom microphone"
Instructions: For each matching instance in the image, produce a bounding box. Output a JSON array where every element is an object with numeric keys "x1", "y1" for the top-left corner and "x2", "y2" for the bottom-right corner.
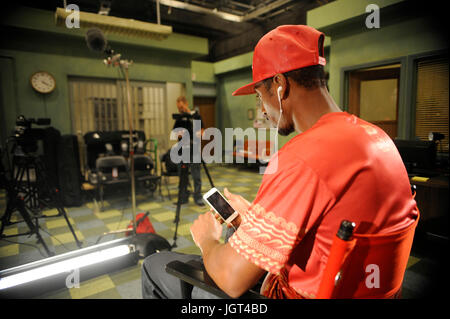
[{"x1": 85, "y1": 27, "x2": 108, "y2": 53}]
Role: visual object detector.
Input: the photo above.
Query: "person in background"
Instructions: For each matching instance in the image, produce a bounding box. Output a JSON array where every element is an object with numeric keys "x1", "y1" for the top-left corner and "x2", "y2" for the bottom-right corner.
[{"x1": 172, "y1": 96, "x2": 205, "y2": 207}]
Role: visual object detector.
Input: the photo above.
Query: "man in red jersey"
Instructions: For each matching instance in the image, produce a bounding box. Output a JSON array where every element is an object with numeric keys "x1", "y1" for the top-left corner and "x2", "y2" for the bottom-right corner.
[{"x1": 142, "y1": 25, "x2": 418, "y2": 299}]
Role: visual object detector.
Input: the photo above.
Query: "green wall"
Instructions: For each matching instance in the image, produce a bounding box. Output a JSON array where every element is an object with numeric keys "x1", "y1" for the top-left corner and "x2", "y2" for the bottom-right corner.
[
  {"x1": 307, "y1": 0, "x2": 448, "y2": 139},
  {"x1": 324, "y1": 16, "x2": 447, "y2": 106},
  {"x1": 0, "y1": 6, "x2": 208, "y2": 146},
  {"x1": 191, "y1": 61, "x2": 215, "y2": 84},
  {"x1": 216, "y1": 69, "x2": 254, "y2": 131}
]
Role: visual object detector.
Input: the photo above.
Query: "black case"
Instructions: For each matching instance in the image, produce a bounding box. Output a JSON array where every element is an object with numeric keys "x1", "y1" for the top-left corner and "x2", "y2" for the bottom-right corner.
[{"x1": 57, "y1": 134, "x2": 83, "y2": 206}]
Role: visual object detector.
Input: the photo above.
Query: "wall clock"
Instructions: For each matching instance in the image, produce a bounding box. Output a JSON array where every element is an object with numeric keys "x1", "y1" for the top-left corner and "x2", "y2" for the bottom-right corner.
[{"x1": 30, "y1": 71, "x2": 56, "y2": 94}]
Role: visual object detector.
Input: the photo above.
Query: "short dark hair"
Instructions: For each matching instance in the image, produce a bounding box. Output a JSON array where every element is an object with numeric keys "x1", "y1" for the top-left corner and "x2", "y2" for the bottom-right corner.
[{"x1": 262, "y1": 65, "x2": 328, "y2": 92}]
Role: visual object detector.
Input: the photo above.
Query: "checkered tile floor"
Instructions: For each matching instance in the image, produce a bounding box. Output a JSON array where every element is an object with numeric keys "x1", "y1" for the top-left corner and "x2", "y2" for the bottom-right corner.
[
  {"x1": 0, "y1": 164, "x2": 263, "y2": 298},
  {"x1": 0, "y1": 164, "x2": 443, "y2": 298}
]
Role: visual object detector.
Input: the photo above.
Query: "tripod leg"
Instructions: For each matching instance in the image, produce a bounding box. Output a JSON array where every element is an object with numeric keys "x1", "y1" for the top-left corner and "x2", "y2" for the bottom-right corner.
[
  {"x1": 34, "y1": 158, "x2": 83, "y2": 248},
  {"x1": 164, "y1": 176, "x2": 171, "y2": 201},
  {"x1": 99, "y1": 184, "x2": 105, "y2": 211},
  {"x1": 201, "y1": 160, "x2": 215, "y2": 188},
  {"x1": 0, "y1": 194, "x2": 16, "y2": 235},
  {"x1": 0, "y1": 170, "x2": 54, "y2": 256},
  {"x1": 158, "y1": 177, "x2": 163, "y2": 201},
  {"x1": 172, "y1": 198, "x2": 181, "y2": 249},
  {"x1": 15, "y1": 197, "x2": 54, "y2": 257},
  {"x1": 56, "y1": 206, "x2": 83, "y2": 248},
  {"x1": 172, "y1": 163, "x2": 189, "y2": 248}
]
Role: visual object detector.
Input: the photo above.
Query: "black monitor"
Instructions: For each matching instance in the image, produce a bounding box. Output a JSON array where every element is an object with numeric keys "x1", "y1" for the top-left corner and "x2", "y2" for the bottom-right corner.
[{"x1": 394, "y1": 139, "x2": 437, "y2": 174}]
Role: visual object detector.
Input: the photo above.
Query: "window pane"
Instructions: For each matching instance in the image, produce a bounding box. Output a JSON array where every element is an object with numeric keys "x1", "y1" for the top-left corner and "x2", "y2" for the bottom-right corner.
[{"x1": 415, "y1": 56, "x2": 449, "y2": 152}]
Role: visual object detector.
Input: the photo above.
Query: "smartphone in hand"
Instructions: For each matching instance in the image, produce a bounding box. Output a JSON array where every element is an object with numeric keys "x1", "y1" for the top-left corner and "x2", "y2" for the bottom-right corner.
[{"x1": 203, "y1": 187, "x2": 238, "y2": 225}]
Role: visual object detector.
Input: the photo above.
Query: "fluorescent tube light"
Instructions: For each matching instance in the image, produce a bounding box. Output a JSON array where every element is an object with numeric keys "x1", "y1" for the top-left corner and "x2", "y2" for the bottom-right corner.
[
  {"x1": 55, "y1": 8, "x2": 172, "y2": 40},
  {"x1": 0, "y1": 244, "x2": 131, "y2": 290}
]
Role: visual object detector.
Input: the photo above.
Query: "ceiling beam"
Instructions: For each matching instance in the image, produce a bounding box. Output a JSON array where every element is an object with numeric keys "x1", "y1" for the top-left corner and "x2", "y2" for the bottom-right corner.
[
  {"x1": 158, "y1": 0, "x2": 243, "y2": 22},
  {"x1": 228, "y1": 1, "x2": 255, "y2": 10},
  {"x1": 156, "y1": 0, "x2": 296, "y2": 22},
  {"x1": 159, "y1": 6, "x2": 253, "y2": 36},
  {"x1": 244, "y1": 0, "x2": 293, "y2": 20}
]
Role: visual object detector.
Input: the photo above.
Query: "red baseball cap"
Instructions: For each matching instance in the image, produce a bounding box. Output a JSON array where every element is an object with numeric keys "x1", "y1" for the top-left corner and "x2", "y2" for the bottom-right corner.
[{"x1": 232, "y1": 25, "x2": 326, "y2": 96}]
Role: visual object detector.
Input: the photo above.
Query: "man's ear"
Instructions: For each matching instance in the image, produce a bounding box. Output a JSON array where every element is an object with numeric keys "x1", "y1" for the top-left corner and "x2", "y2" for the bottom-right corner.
[{"x1": 273, "y1": 74, "x2": 289, "y2": 99}]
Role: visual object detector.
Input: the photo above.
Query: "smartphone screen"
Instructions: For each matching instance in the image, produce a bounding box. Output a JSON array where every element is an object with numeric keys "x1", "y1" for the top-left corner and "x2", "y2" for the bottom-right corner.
[{"x1": 205, "y1": 191, "x2": 235, "y2": 220}]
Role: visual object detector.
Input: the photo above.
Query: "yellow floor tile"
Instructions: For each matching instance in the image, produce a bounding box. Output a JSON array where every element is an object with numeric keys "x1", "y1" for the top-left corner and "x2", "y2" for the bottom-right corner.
[
  {"x1": 106, "y1": 220, "x2": 131, "y2": 231},
  {"x1": 189, "y1": 205, "x2": 208, "y2": 213},
  {"x1": 407, "y1": 255, "x2": 421, "y2": 268},
  {"x1": 233, "y1": 178, "x2": 253, "y2": 183},
  {"x1": 45, "y1": 218, "x2": 76, "y2": 229},
  {"x1": 230, "y1": 186, "x2": 251, "y2": 193},
  {"x1": 94, "y1": 209, "x2": 122, "y2": 219},
  {"x1": 69, "y1": 274, "x2": 116, "y2": 299},
  {"x1": 50, "y1": 231, "x2": 84, "y2": 246},
  {"x1": 2, "y1": 228, "x2": 18, "y2": 236},
  {"x1": 87, "y1": 201, "x2": 109, "y2": 210},
  {"x1": 0, "y1": 244, "x2": 19, "y2": 258},
  {"x1": 215, "y1": 174, "x2": 234, "y2": 179},
  {"x1": 41, "y1": 208, "x2": 60, "y2": 217},
  {"x1": 152, "y1": 211, "x2": 174, "y2": 222},
  {"x1": 8, "y1": 214, "x2": 22, "y2": 223},
  {"x1": 138, "y1": 202, "x2": 163, "y2": 211},
  {"x1": 213, "y1": 181, "x2": 230, "y2": 187},
  {"x1": 171, "y1": 223, "x2": 192, "y2": 237}
]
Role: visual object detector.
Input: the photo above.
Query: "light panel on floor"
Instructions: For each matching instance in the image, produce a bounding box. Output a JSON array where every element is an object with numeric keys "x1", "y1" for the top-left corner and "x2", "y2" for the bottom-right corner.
[{"x1": 0, "y1": 237, "x2": 139, "y2": 298}]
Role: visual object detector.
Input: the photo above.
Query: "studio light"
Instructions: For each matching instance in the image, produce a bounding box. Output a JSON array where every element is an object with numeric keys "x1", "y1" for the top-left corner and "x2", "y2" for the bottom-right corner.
[
  {"x1": 55, "y1": 7, "x2": 172, "y2": 40},
  {"x1": 0, "y1": 237, "x2": 138, "y2": 298},
  {"x1": 0, "y1": 245, "x2": 129, "y2": 290}
]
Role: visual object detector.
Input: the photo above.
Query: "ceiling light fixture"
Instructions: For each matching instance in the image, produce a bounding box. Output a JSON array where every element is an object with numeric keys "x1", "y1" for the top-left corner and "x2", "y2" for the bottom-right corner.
[{"x1": 55, "y1": 7, "x2": 172, "y2": 40}]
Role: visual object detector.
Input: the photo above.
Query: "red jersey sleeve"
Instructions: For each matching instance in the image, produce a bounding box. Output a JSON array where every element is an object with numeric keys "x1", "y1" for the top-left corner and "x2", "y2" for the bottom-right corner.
[{"x1": 229, "y1": 159, "x2": 335, "y2": 274}]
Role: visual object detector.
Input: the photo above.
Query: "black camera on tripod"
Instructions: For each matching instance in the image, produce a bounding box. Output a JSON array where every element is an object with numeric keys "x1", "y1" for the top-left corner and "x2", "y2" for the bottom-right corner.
[
  {"x1": 172, "y1": 112, "x2": 195, "y2": 121},
  {"x1": 12, "y1": 115, "x2": 51, "y2": 154}
]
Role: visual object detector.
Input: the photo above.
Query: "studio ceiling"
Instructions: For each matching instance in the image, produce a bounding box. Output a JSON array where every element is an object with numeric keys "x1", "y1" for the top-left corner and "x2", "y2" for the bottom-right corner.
[{"x1": 11, "y1": 0, "x2": 332, "y2": 61}]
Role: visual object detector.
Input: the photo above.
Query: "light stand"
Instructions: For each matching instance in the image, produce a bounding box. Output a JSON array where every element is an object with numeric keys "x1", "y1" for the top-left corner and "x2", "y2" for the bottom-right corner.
[
  {"x1": 102, "y1": 54, "x2": 172, "y2": 257},
  {"x1": 103, "y1": 53, "x2": 137, "y2": 237},
  {"x1": 85, "y1": 29, "x2": 172, "y2": 256},
  {"x1": 85, "y1": 27, "x2": 138, "y2": 236}
]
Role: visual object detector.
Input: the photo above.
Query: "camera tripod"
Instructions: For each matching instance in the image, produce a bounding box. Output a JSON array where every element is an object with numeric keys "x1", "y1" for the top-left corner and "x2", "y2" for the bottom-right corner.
[
  {"x1": 0, "y1": 152, "x2": 82, "y2": 256},
  {"x1": 172, "y1": 158, "x2": 214, "y2": 248}
]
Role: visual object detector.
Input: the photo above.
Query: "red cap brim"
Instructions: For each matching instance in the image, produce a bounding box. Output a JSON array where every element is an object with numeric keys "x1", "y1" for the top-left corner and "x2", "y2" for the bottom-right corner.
[{"x1": 232, "y1": 81, "x2": 258, "y2": 96}]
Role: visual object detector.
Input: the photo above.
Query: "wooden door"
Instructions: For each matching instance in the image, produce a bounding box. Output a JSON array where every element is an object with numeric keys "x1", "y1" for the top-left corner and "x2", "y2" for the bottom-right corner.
[{"x1": 194, "y1": 97, "x2": 216, "y2": 152}]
